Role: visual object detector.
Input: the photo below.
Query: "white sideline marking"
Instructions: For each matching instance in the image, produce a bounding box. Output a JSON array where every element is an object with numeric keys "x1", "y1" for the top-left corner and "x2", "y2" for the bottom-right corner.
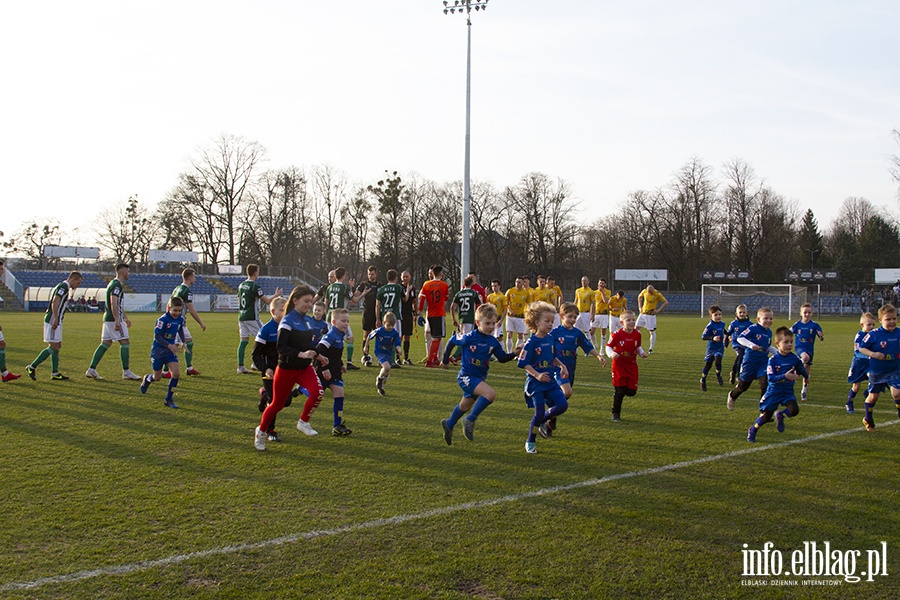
[{"x1": 2, "y1": 420, "x2": 896, "y2": 592}]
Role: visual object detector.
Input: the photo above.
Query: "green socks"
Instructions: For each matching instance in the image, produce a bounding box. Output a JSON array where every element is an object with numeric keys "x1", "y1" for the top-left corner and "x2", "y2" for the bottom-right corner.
[
  {"x1": 90, "y1": 343, "x2": 109, "y2": 369},
  {"x1": 238, "y1": 340, "x2": 248, "y2": 366}
]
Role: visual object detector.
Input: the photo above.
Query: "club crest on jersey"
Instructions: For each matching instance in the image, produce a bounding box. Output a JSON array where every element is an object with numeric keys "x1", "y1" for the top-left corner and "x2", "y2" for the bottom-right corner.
[
  {"x1": 535, "y1": 347, "x2": 542, "y2": 355},
  {"x1": 558, "y1": 337, "x2": 565, "y2": 344},
  {"x1": 881, "y1": 341, "x2": 887, "y2": 348},
  {"x1": 469, "y1": 345, "x2": 477, "y2": 353}
]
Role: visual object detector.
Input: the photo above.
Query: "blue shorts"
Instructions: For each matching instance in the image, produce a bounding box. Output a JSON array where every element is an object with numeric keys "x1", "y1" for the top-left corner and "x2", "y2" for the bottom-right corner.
[
  {"x1": 847, "y1": 357, "x2": 869, "y2": 384},
  {"x1": 866, "y1": 368, "x2": 900, "y2": 394},
  {"x1": 319, "y1": 373, "x2": 344, "y2": 388},
  {"x1": 704, "y1": 349, "x2": 724, "y2": 362},
  {"x1": 866, "y1": 381, "x2": 900, "y2": 395},
  {"x1": 556, "y1": 363, "x2": 576, "y2": 387},
  {"x1": 151, "y1": 347, "x2": 177, "y2": 371},
  {"x1": 759, "y1": 393, "x2": 797, "y2": 413},
  {"x1": 457, "y1": 373, "x2": 484, "y2": 398},
  {"x1": 797, "y1": 348, "x2": 814, "y2": 365},
  {"x1": 739, "y1": 359, "x2": 767, "y2": 383},
  {"x1": 374, "y1": 351, "x2": 394, "y2": 366},
  {"x1": 526, "y1": 385, "x2": 566, "y2": 409}
]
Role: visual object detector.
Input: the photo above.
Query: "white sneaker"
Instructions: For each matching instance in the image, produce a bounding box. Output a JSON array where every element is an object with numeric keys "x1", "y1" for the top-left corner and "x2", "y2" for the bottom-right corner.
[
  {"x1": 237, "y1": 366, "x2": 253, "y2": 374},
  {"x1": 525, "y1": 441, "x2": 537, "y2": 454},
  {"x1": 254, "y1": 426, "x2": 267, "y2": 451},
  {"x1": 85, "y1": 368, "x2": 103, "y2": 380},
  {"x1": 296, "y1": 419, "x2": 318, "y2": 436},
  {"x1": 726, "y1": 392, "x2": 735, "y2": 411},
  {"x1": 122, "y1": 370, "x2": 141, "y2": 380},
  {"x1": 250, "y1": 363, "x2": 260, "y2": 371}
]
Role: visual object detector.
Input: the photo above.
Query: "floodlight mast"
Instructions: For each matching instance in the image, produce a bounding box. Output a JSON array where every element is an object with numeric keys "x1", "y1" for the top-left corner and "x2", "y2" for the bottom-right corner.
[{"x1": 442, "y1": 0, "x2": 489, "y2": 288}]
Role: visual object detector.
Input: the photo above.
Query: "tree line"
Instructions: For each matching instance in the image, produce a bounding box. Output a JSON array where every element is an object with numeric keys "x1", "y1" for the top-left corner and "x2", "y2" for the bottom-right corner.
[{"x1": 3, "y1": 132, "x2": 900, "y2": 290}]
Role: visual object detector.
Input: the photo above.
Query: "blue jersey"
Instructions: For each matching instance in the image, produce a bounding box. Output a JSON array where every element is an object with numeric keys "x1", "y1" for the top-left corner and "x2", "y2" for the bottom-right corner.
[
  {"x1": 319, "y1": 325, "x2": 345, "y2": 351},
  {"x1": 152, "y1": 312, "x2": 186, "y2": 350},
  {"x1": 255, "y1": 318, "x2": 279, "y2": 345},
  {"x1": 859, "y1": 326, "x2": 900, "y2": 384},
  {"x1": 308, "y1": 316, "x2": 329, "y2": 343},
  {"x1": 737, "y1": 323, "x2": 773, "y2": 375},
  {"x1": 551, "y1": 325, "x2": 595, "y2": 374},
  {"x1": 368, "y1": 326, "x2": 401, "y2": 360},
  {"x1": 847, "y1": 330, "x2": 870, "y2": 384},
  {"x1": 791, "y1": 320, "x2": 823, "y2": 355},
  {"x1": 727, "y1": 318, "x2": 753, "y2": 353},
  {"x1": 444, "y1": 329, "x2": 516, "y2": 382},
  {"x1": 517, "y1": 333, "x2": 560, "y2": 394},
  {"x1": 702, "y1": 320, "x2": 726, "y2": 357},
  {"x1": 852, "y1": 330, "x2": 868, "y2": 360},
  {"x1": 760, "y1": 351, "x2": 807, "y2": 408}
]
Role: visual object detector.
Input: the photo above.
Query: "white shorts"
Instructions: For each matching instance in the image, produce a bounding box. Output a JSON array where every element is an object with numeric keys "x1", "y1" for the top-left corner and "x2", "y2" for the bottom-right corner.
[
  {"x1": 101, "y1": 321, "x2": 130, "y2": 342},
  {"x1": 493, "y1": 320, "x2": 504, "y2": 339},
  {"x1": 180, "y1": 325, "x2": 193, "y2": 343},
  {"x1": 43, "y1": 322, "x2": 63, "y2": 343},
  {"x1": 239, "y1": 319, "x2": 262, "y2": 339},
  {"x1": 575, "y1": 312, "x2": 592, "y2": 334},
  {"x1": 591, "y1": 314, "x2": 610, "y2": 330},
  {"x1": 635, "y1": 313, "x2": 657, "y2": 330},
  {"x1": 553, "y1": 314, "x2": 561, "y2": 328},
  {"x1": 459, "y1": 323, "x2": 475, "y2": 335},
  {"x1": 0, "y1": 330, "x2": 4, "y2": 342},
  {"x1": 506, "y1": 316, "x2": 528, "y2": 335},
  {"x1": 344, "y1": 324, "x2": 354, "y2": 340},
  {"x1": 609, "y1": 315, "x2": 621, "y2": 332}
]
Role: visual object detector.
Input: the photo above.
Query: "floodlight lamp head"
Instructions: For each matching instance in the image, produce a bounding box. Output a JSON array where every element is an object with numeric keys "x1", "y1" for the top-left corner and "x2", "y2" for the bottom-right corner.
[{"x1": 443, "y1": 0, "x2": 448, "y2": 4}]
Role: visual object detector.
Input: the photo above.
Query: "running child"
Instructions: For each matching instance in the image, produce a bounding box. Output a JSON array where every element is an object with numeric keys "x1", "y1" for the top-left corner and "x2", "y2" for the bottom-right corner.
[
  {"x1": 541, "y1": 302, "x2": 607, "y2": 437},
  {"x1": 440, "y1": 303, "x2": 521, "y2": 445},
  {"x1": 726, "y1": 307, "x2": 775, "y2": 411},
  {"x1": 518, "y1": 301, "x2": 570, "y2": 454},
  {"x1": 309, "y1": 300, "x2": 330, "y2": 341},
  {"x1": 746, "y1": 326, "x2": 807, "y2": 443},
  {"x1": 254, "y1": 285, "x2": 326, "y2": 451},
  {"x1": 606, "y1": 309, "x2": 648, "y2": 422},
  {"x1": 140, "y1": 296, "x2": 186, "y2": 409},
  {"x1": 316, "y1": 308, "x2": 353, "y2": 435},
  {"x1": 368, "y1": 312, "x2": 402, "y2": 396},
  {"x1": 725, "y1": 304, "x2": 753, "y2": 385},
  {"x1": 700, "y1": 305, "x2": 726, "y2": 391},
  {"x1": 845, "y1": 312, "x2": 877, "y2": 414},
  {"x1": 790, "y1": 302, "x2": 824, "y2": 401},
  {"x1": 856, "y1": 303, "x2": 900, "y2": 431}
]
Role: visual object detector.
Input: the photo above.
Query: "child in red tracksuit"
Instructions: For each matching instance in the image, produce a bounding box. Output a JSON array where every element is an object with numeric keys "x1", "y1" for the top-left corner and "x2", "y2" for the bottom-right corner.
[{"x1": 606, "y1": 309, "x2": 648, "y2": 422}]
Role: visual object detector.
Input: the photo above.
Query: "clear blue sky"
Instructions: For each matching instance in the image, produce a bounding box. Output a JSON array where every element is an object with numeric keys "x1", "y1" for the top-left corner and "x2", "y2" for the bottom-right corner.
[{"x1": 2, "y1": 0, "x2": 898, "y2": 245}]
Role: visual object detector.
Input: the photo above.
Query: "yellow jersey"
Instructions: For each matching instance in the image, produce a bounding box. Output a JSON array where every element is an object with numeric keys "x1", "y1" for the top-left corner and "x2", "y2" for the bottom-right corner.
[
  {"x1": 487, "y1": 291, "x2": 507, "y2": 316},
  {"x1": 609, "y1": 295, "x2": 627, "y2": 317},
  {"x1": 532, "y1": 287, "x2": 557, "y2": 306},
  {"x1": 593, "y1": 288, "x2": 611, "y2": 314},
  {"x1": 506, "y1": 287, "x2": 532, "y2": 318},
  {"x1": 552, "y1": 285, "x2": 563, "y2": 303},
  {"x1": 638, "y1": 289, "x2": 667, "y2": 314},
  {"x1": 574, "y1": 286, "x2": 594, "y2": 313}
]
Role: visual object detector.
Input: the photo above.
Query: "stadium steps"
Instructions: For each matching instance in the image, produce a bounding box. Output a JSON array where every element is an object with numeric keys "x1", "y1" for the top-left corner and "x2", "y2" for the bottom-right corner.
[
  {"x1": 0, "y1": 281, "x2": 24, "y2": 310},
  {"x1": 207, "y1": 277, "x2": 237, "y2": 294}
]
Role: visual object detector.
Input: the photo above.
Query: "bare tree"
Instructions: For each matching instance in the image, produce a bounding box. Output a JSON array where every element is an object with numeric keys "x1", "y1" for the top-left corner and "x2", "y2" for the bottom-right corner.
[
  {"x1": 242, "y1": 167, "x2": 309, "y2": 267},
  {"x1": 310, "y1": 164, "x2": 349, "y2": 272},
  {"x1": 2, "y1": 220, "x2": 62, "y2": 268},
  {"x1": 189, "y1": 134, "x2": 267, "y2": 264},
  {"x1": 94, "y1": 195, "x2": 158, "y2": 264},
  {"x1": 505, "y1": 173, "x2": 578, "y2": 274}
]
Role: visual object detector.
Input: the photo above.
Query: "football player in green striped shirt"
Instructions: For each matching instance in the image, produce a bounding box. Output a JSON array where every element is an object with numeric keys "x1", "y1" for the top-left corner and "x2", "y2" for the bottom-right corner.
[
  {"x1": 449, "y1": 275, "x2": 482, "y2": 362},
  {"x1": 324, "y1": 267, "x2": 362, "y2": 369},
  {"x1": 86, "y1": 263, "x2": 142, "y2": 380},
  {"x1": 372, "y1": 269, "x2": 406, "y2": 365},
  {"x1": 26, "y1": 271, "x2": 83, "y2": 381},
  {"x1": 167, "y1": 268, "x2": 205, "y2": 377},
  {"x1": 236, "y1": 264, "x2": 283, "y2": 374}
]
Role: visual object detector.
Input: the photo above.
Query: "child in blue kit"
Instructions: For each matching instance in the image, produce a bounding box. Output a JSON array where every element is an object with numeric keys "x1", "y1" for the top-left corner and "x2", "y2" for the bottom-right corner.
[
  {"x1": 317, "y1": 308, "x2": 353, "y2": 435},
  {"x1": 726, "y1": 307, "x2": 774, "y2": 411},
  {"x1": 845, "y1": 312, "x2": 877, "y2": 414},
  {"x1": 140, "y1": 297, "x2": 186, "y2": 408},
  {"x1": 368, "y1": 312, "x2": 401, "y2": 396},
  {"x1": 309, "y1": 300, "x2": 330, "y2": 341},
  {"x1": 700, "y1": 305, "x2": 726, "y2": 391},
  {"x1": 725, "y1": 304, "x2": 752, "y2": 385},
  {"x1": 539, "y1": 302, "x2": 606, "y2": 438},
  {"x1": 791, "y1": 302, "x2": 824, "y2": 401},
  {"x1": 440, "y1": 303, "x2": 521, "y2": 445},
  {"x1": 747, "y1": 327, "x2": 807, "y2": 442},
  {"x1": 518, "y1": 301, "x2": 569, "y2": 454},
  {"x1": 857, "y1": 303, "x2": 900, "y2": 431}
]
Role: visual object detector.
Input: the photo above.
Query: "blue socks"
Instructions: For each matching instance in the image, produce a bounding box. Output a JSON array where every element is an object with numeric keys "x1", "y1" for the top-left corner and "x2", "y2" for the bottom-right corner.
[
  {"x1": 448, "y1": 405, "x2": 466, "y2": 428},
  {"x1": 467, "y1": 396, "x2": 492, "y2": 421},
  {"x1": 166, "y1": 378, "x2": 179, "y2": 401},
  {"x1": 333, "y1": 396, "x2": 345, "y2": 427}
]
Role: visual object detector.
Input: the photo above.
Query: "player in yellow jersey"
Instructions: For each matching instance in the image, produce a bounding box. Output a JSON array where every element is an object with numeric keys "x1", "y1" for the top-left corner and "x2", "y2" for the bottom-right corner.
[
  {"x1": 487, "y1": 279, "x2": 508, "y2": 343},
  {"x1": 636, "y1": 284, "x2": 668, "y2": 353},
  {"x1": 505, "y1": 276, "x2": 532, "y2": 351},
  {"x1": 547, "y1": 276, "x2": 563, "y2": 305},
  {"x1": 573, "y1": 276, "x2": 594, "y2": 336},
  {"x1": 590, "y1": 278, "x2": 612, "y2": 350},
  {"x1": 608, "y1": 290, "x2": 628, "y2": 334},
  {"x1": 532, "y1": 275, "x2": 559, "y2": 325}
]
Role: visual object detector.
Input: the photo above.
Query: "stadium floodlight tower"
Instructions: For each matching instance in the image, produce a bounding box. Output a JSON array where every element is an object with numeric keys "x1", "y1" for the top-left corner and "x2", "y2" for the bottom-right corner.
[{"x1": 442, "y1": 0, "x2": 489, "y2": 288}]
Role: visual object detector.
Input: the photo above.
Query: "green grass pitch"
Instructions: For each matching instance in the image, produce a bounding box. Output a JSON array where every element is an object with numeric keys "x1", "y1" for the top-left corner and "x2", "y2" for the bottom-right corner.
[{"x1": 0, "y1": 311, "x2": 897, "y2": 599}]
